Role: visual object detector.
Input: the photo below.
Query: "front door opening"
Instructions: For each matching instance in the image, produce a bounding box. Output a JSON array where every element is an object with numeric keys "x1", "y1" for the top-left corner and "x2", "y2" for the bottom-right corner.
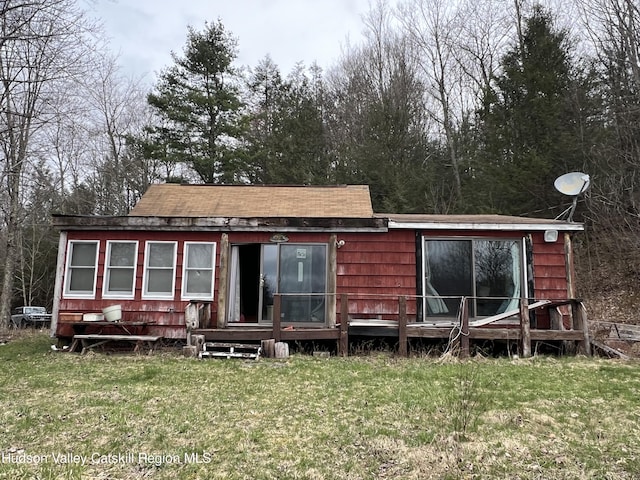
[{"x1": 227, "y1": 243, "x2": 327, "y2": 325}]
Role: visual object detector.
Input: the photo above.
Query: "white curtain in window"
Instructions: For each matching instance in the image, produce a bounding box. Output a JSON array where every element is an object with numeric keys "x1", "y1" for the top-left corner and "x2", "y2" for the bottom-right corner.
[
  {"x1": 227, "y1": 246, "x2": 241, "y2": 322},
  {"x1": 424, "y1": 257, "x2": 449, "y2": 314},
  {"x1": 499, "y1": 241, "x2": 521, "y2": 313}
]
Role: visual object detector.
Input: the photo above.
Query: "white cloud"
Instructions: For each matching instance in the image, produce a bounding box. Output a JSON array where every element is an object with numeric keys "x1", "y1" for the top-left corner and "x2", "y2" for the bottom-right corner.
[{"x1": 87, "y1": 0, "x2": 371, "y2": 82}]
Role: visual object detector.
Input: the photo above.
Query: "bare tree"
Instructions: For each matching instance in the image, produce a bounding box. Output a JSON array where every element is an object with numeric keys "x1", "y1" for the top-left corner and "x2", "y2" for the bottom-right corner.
[
  {"x1": 454, "y1": 0, "x2": 514, "y2": 99},
  {"x1": 325, "y1": 0, "x2": 433, "y2": 212},
  {"x1": 81, "y1": 55, "x2": 155, "y2": 214},
  {"x1": 0, "y1": 0, "x2": 98, "y2": 327},
  {"x1": 396, "y1": 0, "x2": 469, "y2": 208}
]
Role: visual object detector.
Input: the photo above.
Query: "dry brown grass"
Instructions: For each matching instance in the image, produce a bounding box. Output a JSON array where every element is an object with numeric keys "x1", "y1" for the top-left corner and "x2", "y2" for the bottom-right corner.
[{"x1": 1, "y1": 333, "x2": 640, "y2": 479}]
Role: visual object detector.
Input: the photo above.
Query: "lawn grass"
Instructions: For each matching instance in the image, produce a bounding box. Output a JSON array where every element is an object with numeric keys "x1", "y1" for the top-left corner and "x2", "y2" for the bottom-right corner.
[{"x1": 1, "y1": 332, "x2": 639, "y2": 479}]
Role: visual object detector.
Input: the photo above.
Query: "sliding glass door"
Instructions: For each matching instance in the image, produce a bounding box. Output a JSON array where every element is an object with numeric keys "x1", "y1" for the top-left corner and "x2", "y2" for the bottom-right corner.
[{"x1": 227, "y1": 243, "x2": 327, "y2": 325}]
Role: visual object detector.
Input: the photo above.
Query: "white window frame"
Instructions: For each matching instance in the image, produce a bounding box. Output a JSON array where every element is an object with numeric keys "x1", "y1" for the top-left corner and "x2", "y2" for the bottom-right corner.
[
  {"x1": 142, "y1": 241, "x2": 177, "y2": 299},
  {"x1": 63, "y1": 240, "x2": 99, "y2": 299},
  {"x1": 103, "y1": 240, "x2": 139, "y2": 299},
  {"x1": 181, "y1": 242, "x2": 216, "y2": 300}
]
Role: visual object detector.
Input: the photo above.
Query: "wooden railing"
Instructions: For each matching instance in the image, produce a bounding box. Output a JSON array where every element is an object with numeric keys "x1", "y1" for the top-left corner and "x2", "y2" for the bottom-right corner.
[{"x1": 198, "y1": 294, "x2": 590, "y2": 358}]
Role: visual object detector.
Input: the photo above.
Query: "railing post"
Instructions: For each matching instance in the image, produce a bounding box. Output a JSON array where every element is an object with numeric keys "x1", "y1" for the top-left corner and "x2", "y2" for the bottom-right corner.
[
  {"x1": 520, "y1": 298, "x2": 531, "y2": 358},
  {"x1": 572, "y1": 300, "x2": 591, "y2": 356},
  {"x1": 273, "y1": 294, "x2": 281, "y2": 343},
  {"x1": 339, "y1": 294, "x2": 349, "y2": 357},
  {"x1": 460, "y1": 297, "x2": 470, "y2": 358},
  {"x1": 398, "y1": 296, "x2": 408, "y2": 357}
]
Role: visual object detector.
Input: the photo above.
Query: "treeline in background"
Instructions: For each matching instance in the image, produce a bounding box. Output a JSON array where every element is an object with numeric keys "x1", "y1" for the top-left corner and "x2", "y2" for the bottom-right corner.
[{"x1": 1, "y1": 0, "x2": 638, "y2": 323}]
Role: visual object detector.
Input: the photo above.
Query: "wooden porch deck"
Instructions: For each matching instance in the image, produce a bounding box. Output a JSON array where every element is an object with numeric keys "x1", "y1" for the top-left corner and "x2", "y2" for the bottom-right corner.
[{"x1": 192, "y1": 295, "x2": 590, "y2": 358}]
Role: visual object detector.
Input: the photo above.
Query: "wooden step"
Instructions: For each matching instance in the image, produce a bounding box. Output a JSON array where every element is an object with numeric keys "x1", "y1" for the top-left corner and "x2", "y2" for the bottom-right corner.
[{"x1": 199, "y1": 342, "x2": 261, "y2": 360}]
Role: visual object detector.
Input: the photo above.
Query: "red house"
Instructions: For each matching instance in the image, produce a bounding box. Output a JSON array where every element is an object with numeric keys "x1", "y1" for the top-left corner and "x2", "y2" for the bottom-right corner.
[{"x1": 51, "y1": 184, "x2": 589, "y2": 356}]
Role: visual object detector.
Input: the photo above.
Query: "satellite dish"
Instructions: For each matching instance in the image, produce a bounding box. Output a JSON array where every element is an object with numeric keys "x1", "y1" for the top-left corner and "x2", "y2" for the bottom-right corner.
[
  {"x1": 554, "y1": 172, "x2": 590, "y2": 222},
  {"x1": 554, "y1": 172, "x2": 590, "y2": 196}
]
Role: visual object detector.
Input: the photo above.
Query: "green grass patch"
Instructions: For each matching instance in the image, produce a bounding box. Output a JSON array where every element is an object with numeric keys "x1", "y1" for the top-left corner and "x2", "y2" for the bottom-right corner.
[{"x1": 1, "y1": 333, "x2": 639, "y2": 479}]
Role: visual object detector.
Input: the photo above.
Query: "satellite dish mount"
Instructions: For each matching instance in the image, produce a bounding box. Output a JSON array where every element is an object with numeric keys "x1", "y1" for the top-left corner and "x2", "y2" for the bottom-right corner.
[{"x1": 554, "y1": 172, "x2": 590, "y2": 222}]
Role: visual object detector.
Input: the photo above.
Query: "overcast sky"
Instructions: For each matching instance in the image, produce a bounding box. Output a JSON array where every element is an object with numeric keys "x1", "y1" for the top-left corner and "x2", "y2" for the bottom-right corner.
[{"x1": 88, "y1": 0, "x2": 373, "y2": 83}]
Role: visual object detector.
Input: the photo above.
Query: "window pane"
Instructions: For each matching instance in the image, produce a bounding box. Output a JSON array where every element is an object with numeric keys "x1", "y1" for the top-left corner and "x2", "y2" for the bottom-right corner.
[
  {"x1": 187, "y1": 244, "x2": 213, "y2": 268},
  {"x1": 71, "y1": 243, "x2": 97, "y2": 266},
  {"x1": 185, "y1": 270, "x2": 212, "y2": 294},
  {"x1": 425, "y1": 240, "x2": 472, "y2": 317},
  {"x1": 108, "y1": 268, "x2": 134, "y2": 292},
  {"x1": 148, "y1": 243, "x2": 175, "y2": 267},
  {"x1": 475, "y1": 240, "x2": 520, "y2": 316},
  {"x1": 109, "y1": 243, "x2": 135, "y2": 267},
  {"x1": 69, "y1": 268, "x2": 95, "y2": 291},
  {"x1": 147, "y1": 270, "x2": 173, "y2": 293}
]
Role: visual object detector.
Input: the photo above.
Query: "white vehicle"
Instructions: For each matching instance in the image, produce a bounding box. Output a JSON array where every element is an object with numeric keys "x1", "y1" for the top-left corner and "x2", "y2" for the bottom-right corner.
[{"x1": 10, "y1": 306, "x2": 52, "y2": 328}]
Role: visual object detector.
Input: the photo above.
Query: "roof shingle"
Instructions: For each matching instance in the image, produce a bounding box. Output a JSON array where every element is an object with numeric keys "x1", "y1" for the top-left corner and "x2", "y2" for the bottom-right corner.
[{"x1": 129, "y1": 184, "x2": 374, "y2": 218}]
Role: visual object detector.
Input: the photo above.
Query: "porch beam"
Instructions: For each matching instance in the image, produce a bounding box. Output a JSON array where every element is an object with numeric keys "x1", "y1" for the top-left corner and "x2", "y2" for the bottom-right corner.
[
  {"x1": 273, "y1": 295, "x2": 282, "y2": 343},
  {"x1": 339, "y1": 294, "x2": 349, "y2": 357},
  {"x1": 520, "y1": 298, "x2": 531, "y2": 357},
  {"x1": 460, "y1": 297, "x2": 470, "y2": 358},
  {"x1": 398, "y1": 296, "x2": 408, "y2": 357}
]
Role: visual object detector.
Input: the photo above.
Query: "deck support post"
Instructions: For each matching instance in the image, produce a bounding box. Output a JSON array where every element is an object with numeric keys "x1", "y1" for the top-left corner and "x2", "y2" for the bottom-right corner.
[
  {"x1": 520, "y1": 298, "x2": 531, "y2": 358},
  {"x1": 572, "y1": 300, "x2": 591, "y2": 356},
  {"x1": 273, "y1": 294, "x2": 282, "y2": 343},
  {"x1": 339, "y1": 294, "x2": 349, "y2": 357},
  {"x1": 460, "y1": 297, "x2": 470, "y2": 358},
  {"x1": 398, "y1": 296, "x2": 408, "y2": 357}
]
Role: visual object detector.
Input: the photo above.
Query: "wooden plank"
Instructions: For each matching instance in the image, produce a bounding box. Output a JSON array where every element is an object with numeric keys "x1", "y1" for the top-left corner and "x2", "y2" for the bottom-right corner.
[
  {"x1": 74, "y1": 334, "x2": 161, "y2": 355},
  {"x1": 406, "y1": 327, "x2": 457, "y2": 338},
  {"x1": 327, "y1": 234, "x2": 337, "y2": 329},
  {"x1": 272, "y1": 295, "x2": 282, "y2": 343},
  {"x1": 529, "y1": 330, "x2": 586, "y2": 341},
  {"x1": 201, "y1": 342, "x2": 261, "y2": 359},
  {"x1": 339, "y1": 294, "x2": 349, "y2": 357},
  {"x1": 549, "y1": 306, "x2": 563, "y2": 330},
  {"x1": 348, "y1": 325, "x2": 399, "y2": 337},
  {"x1": 73, "y1": 334, "x2": 161, "y2": 341},
  {"x1": 217, "y1": 233, "x2": 229, "y2": 328},
  {"x1": 349, "y1": 319, "x2": 398, "y2": 327},
  {"x1": 469, "y1": 329, "x2": 521, "y2": 340},
  {"x1": 520, "y1": 299, "x2": 531, "y2": 358},
  {"x1": 261, "y1": 339, "x2": 275, "y2": 358},
  {"x1": 205, "y1": 342, "x2": 260, "y2": 350},
  {"x1": 280, "y1": 329, "x2": 340, "y2": 340},
  {"x1": 590, "y1": 340, "x2": 629, "y2": 360},
  {"x1": 608, "y1": 323, "x2": 640, "y2": 341},
  {"x1": 201, "y1": 351, "x2": 259, "y2": 359},
  {"x1": 468, "y1": 300, "x2": 551, "y2": 327},
  {"x1": 398, "y1": 296, "x2": 407, "y2": 357},
  {"x1": 572, "y1": 301, "x2": 591, "y2": 355},
  {"x1": 199, "y1": 329, "x2": 275, "y2": 342},
  {"x1": 460, "y1": 297, "x2": 470, "y2": 358}
]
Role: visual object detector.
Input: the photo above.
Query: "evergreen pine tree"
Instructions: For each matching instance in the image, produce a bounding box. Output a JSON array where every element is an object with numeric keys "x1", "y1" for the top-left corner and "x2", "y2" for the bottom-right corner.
[
  {"x1": 145, "y1": 20, "x2": 245, "y2": 184},
  {"x1": 475, "y1": 5, "x2": 586, "y2": 216}
]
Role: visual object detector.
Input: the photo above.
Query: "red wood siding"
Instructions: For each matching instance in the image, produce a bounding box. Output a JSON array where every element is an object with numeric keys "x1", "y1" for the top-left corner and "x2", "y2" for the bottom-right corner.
[
  {"x1": 56, "y1": 228, "x2": 577, "y2": 337},
  {"x1": 530, "y1": 232, "x2": 570, "y2": 328},
  {"x1": 57, "y1": 231, "x2": 223, "y2": 339},
  {"x1": 337, "y1": 230, "x2": 417, "y2": 319},
  {"x1": 531, "y1": 233, "x2": 568, "y2": 300}
]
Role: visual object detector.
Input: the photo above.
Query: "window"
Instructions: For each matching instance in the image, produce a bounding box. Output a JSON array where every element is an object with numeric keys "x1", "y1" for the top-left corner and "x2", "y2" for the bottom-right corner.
[
  {"x1": 104, "y1": 241, "x2": 138, "y2": 298},
  {"x1": 143, "y1": 241, "x2": 177, "y2": 298},
  {"x1": 64, "y1": 240, "x2": 99, "y2": 298},
  {"x1": 424, "y1": 238, "x2": 522, "y2": 318},
  {"x1": 182, "y1": 242, "x2": 216, "y2": 299}
]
